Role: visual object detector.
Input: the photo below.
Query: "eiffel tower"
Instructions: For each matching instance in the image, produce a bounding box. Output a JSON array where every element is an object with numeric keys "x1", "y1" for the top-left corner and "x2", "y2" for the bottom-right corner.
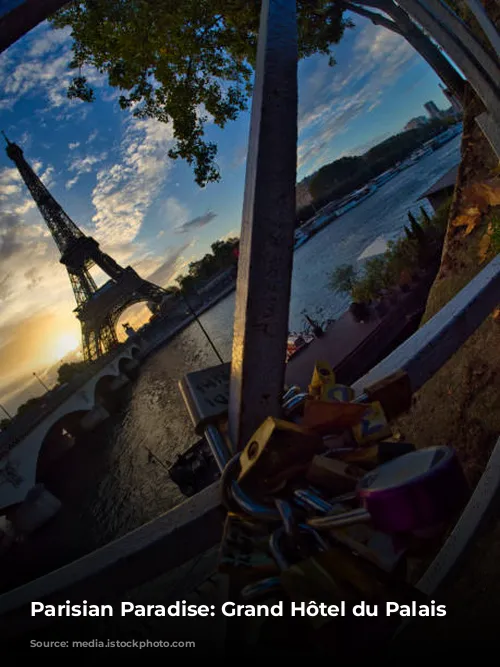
[{"x1": 3, "y1": 134, "x2": 168, "y2": 361}]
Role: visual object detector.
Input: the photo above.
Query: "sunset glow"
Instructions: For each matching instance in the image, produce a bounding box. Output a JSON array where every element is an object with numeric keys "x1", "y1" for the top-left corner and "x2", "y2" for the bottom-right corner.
[{"x1": 51, "y1": 332, "x2": 80, "y2": 362}]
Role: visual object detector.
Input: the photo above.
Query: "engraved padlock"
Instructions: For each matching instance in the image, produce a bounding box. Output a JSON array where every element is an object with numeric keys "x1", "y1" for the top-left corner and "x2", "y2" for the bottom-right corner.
[{"x1": 237, "y1": 417, "x2": 324, "y2": 495}]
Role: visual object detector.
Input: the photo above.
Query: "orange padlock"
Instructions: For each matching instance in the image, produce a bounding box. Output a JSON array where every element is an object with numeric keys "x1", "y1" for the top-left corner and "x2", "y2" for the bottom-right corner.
[{"x1": 303, "y1": 399, "x2": 367, "y2": 435}]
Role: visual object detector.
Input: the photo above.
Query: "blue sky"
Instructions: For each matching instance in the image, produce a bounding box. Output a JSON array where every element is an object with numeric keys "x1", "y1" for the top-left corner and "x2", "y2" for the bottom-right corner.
[{"x1": 0, "y1": 12, "x2": 450, "y2": 409}]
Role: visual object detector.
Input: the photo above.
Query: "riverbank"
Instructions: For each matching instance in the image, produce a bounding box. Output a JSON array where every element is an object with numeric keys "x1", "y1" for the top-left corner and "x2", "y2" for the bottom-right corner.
[{"x1": 141, "y1": 282, "x2": 236, "y2": 360}]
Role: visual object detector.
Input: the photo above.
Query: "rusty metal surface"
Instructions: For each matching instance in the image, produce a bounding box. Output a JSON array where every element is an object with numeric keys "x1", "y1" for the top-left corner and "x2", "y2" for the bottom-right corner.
[{"x1": 228, "y1": 0, "x2": 298, "y2": 452}]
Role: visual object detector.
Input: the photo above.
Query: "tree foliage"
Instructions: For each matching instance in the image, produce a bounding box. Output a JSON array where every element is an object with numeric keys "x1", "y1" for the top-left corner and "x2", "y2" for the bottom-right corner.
[
  {"x1": 329, "y1": 263, "x2": 358, "y2": 294},
  {"x1": 330, "y1": 200, "x2": 452, "y2": 303},
  {"x1": 51, "y1": 0, "x2": 351, "y2": 187},
  {"x1": 306, "y1": 118, "x2": 452, "y2": 205},
  {"x1": 175, "y1": 236, "x2": 239, "y2": 291},
  {"x1": 57, "y1": 360, "x2": 89, "y2": 385},
  {"x1": 16, "y1": 396, "x2": 45, "y2": 416}
]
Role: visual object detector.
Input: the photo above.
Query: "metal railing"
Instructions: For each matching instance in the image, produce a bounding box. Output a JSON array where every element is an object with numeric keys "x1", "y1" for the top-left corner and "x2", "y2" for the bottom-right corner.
[
  {"x1": 0, "y1": 247, "x2": 499, "y2": 634},
  {"x1": 1, "y1": 0, "x2": 500, "y2": 639}
]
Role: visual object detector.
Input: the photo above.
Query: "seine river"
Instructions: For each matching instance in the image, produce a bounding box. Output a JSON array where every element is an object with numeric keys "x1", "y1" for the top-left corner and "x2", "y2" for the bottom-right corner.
[{"x1": 54, "y1": 136, "x2": 462, "y2": 550}]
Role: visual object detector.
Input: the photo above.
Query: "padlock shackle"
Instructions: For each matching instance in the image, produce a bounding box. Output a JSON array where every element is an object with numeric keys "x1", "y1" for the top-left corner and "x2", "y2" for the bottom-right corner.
[
  {"x1": 231, "y1": 481, "x2": 282, "y2": 521},
  {"x1": 204, "y1": 423, "x2": 231, "y2": 472},
  {"x1": 307, "y1": 508, "x2": 371, "y2": 529},
  {"x1": 282, "y1": 392, "x2": 309, "y2": 418},
  {"x1": 274, "y1": 498, "x2": 298, "y2": 538},
  {"x1": 240, "y1": 576, "x2": 282, "y2": 602},
  {"x1": 220, "y1": 452, "x2": 283, "y2": 521}
]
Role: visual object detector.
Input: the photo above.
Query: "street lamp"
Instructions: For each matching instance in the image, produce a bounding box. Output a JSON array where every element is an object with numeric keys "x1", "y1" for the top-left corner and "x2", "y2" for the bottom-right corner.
[{"x1": 33, "y1": 371, "x2": 50, "y2": 392}]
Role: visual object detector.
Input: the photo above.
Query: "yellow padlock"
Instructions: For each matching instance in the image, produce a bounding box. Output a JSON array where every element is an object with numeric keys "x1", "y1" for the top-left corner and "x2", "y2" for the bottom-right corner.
[
  {"x1": 308, "y1": 360, "x2": 336, "y2": 400},
  {"x1": 238, "y1": 417, "x2": 324, "y2": 495},
  {"x1": 352, "y1": 401, "x2": 392, "y2": 445},
  {"x1": 323, "y1": 383, "x2": 355, "y2": 402}
]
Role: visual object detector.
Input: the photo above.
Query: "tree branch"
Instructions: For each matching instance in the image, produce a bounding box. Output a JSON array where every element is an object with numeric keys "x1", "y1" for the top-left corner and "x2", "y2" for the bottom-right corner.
[{"x1": 340, "y1": 1, "x2": 403, "y2": 34}]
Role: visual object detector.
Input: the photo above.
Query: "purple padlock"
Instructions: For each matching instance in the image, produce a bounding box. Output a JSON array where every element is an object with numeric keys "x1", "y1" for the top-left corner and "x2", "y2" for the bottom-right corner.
[{"x1": 357, "y1": 446, "x2": 469, "y2": 533}]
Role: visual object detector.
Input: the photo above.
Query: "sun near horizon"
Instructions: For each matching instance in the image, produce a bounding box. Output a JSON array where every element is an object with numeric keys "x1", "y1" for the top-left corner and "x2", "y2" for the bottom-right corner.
[{"x1": 50, "y1": 331, "x2": 81, "y2": 363}]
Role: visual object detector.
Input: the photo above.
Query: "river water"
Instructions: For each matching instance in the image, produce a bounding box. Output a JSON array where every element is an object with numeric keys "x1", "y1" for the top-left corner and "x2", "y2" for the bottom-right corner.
[{"x1": 62, "y1": 136, "x2": 462, "y2": 548}]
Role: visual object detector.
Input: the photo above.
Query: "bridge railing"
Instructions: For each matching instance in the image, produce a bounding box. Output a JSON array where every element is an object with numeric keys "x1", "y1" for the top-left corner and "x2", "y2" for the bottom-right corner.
[
  {"x1": 1, "y1": 0, "x2": 500, "y2": 639},
  {"x1": 0, "y1": 342, "x2": 138, "y2": 456},
  {"x1": 0, "y1": 251, "x2": 498, "y2": 636}
]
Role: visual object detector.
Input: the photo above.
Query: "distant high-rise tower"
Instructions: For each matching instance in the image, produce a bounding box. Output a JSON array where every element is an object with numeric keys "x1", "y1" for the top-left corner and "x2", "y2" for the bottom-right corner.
[
  {"x1": 439, "y1": 84, "x2": 463, "y2": 116},
  {"x1": 424, "y1": 101, "x2": 443, "y2": 120},
  {"x1": 3, "y1": 134, "x2": 168, "y2": 361}
]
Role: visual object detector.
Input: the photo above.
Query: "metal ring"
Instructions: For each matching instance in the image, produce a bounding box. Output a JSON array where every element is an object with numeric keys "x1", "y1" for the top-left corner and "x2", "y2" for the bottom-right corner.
[
  {"x1": 282, "y1": 392, "x2": 309, "y2": 418},
  {"x1": 274, "y1": 498, "x2": 297, "y2": 538},
  {"x1": 307, "y1": 508, "x2": 371, "y2": 530},
  {"x1": 269, "y1": 527, "x2": 291, "y2": 570},
  {"x1": 219, "y1": 452, "x2": 282, "y2": 521},
  {"x1": 293, "y1": 488, "x2": 334, "y2": 513},
  {"x1": 282, "y1": 385, "x2": 301, "y2": 404},
  {"x1": 219, "y1": 453, "x2": 244, "y2": 514},
  {"x1": 231, "y1": 481, "x2": 281, "y2": 522}
]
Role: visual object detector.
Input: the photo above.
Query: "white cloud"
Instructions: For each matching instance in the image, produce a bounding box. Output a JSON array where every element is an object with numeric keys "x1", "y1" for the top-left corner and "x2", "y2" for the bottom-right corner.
[
  {"x1": 0, "y1": 21, "x2": 106, "y2": 114},
  {"x1": 65, "y1": 151, "x2": 108, "y2": 189},
  {"x1": 164, "y1": 196, "x2": 190, "y2": 226},
  {"x1": 91, "y1": 117, "x2": 175, "y2": 245},
  {"x1": 27, "y1": 26, "x2": 72, "y2": 57},
  {"x1": 297, "y1": 20, "x2": 419, "y2": 175},
  {"x1": 65, "y1": 176, "x2": 79, "y2": 190},
  {"x1": 87, "y1": 130, "x2": 98, "y2": 144},
  {"x1": 68, "y1": 142, "x2": 80, "y2": 151}
]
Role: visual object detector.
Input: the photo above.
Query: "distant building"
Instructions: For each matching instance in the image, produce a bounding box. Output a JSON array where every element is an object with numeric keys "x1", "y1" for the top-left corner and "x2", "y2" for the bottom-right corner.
[
  {"x1": 404, "y1": 116, "x2": 428, "y2": 131},
  {"x1": 424, "y1": 100, "x2": 445, "y2": 120},
  {"x1": 439, "y1": 84, "x2": 463, "y2": 116}
]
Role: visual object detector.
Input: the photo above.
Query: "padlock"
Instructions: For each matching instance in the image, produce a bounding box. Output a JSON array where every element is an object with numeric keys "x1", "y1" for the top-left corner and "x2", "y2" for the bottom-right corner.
[
  {"x1": 308, "y1": 360, "x2": 336, "y2": 400},
  {"x1": 362, "y1": 369, "x2": 412, "y2": 421},
  {"x1": 351, "y1": 400, "x2": 392, "y2": 445},
  {"x1": 339, "y1": 441, "x2": 416, "y2": 469},
  {"x1": 237, "y1": 417, "x2": 324, "y2": 495},
  {"x1": 292, "y1": 488, "x2": 407, "y2": 574},
  {"x1": 303, "y1": 398, "x2": 367, "y2": 435},
  {"x1": 322, "y1": 383, "x2": 355, "y2": 403},
  {"x1": 306, "y1": 455, "x2": 365, "y2": 494},
  {"x1": 306, "y1": 446, "x2": 469, "y2": 536}
]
